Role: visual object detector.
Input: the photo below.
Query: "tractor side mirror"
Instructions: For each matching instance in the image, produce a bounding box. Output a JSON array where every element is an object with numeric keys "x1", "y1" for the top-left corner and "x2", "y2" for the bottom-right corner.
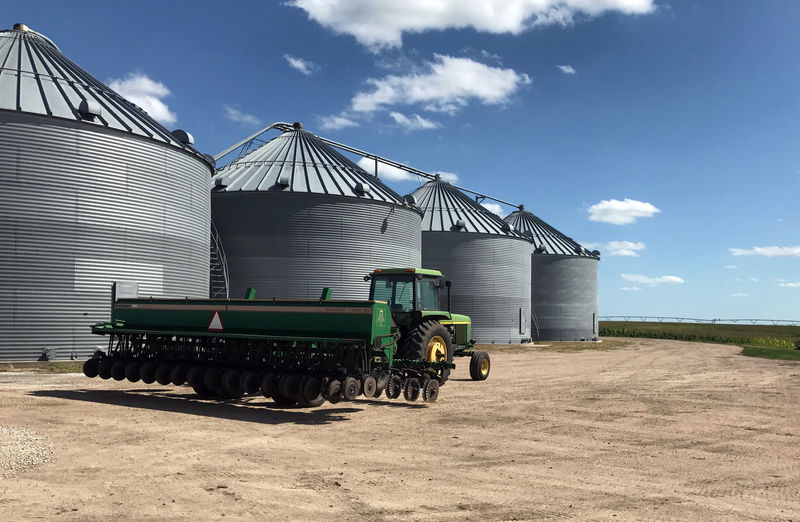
[
  {"x1": 445, "y1": 280, "x2": 452, "y2": 288},
  {"x1": 363, "y1": 274, "x2": 371, "y2": 281}
]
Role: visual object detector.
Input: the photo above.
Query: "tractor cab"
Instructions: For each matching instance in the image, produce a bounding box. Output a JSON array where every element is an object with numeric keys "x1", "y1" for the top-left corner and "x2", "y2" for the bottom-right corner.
[{"x1": 366, "y1": 268, "x2": 451, "y2": 326}]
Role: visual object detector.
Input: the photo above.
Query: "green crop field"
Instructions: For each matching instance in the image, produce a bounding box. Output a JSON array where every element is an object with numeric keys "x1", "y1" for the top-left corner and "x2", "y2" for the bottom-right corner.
[{"x1": 600, "y1": 321, "x2": 800, "y2": 361}]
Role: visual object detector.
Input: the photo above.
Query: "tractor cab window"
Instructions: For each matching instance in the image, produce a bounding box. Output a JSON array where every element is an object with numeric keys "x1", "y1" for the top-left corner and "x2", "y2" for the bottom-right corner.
[
  {"x1": 416, "y1": 277, "x2": 440, "y2": 311},
  {"x1": 371, "y1": 276, "x2": 414, "y2": 313}
]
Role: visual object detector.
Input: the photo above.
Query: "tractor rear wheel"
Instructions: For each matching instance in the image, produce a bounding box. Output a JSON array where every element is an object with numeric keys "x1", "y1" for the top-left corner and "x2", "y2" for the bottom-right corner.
[
  {"x1": 469, "y1": 351, "x2": 491, "y2": 381},
  {"x1": 400, "y1": 321, "x2": 454, "y2": 383}
]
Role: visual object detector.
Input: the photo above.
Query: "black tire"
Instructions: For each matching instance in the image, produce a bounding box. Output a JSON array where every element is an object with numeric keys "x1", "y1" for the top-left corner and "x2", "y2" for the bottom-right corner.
[
  {"x1": 187, "y1": 367, "x2": 215, "y2": 398},
  {"x1": 271, "y1": 392, "x2": 297, "y2": 406},
  {"x1": 385, "y1": 375, "x2": 402, "y2": 399},
  {"x1": 125, "y1": 361, "x2": 141, "y2": 383},
  {"x1": 341, "y1": 377, "x2": 359, "y2": 401},
  {"x1": 422, "y1": 379, "x2": 439, "y2": 402},
  {"x1": 223, "y1": 370, "x2": 242, "y2": 395},
  {"x1": 375, "y1": 373, "x2": 390, "y2": 395},
  {"x1": 327, "y1": 380, "x2": 342, "y2": 404},
  {"x1": 279, "y1": 375, "x2": 300, "y2": 400},
  {"x1": 362, "y1": 375, "x2": 377, "y2": 398},
  {"x1": 261, "y1": 373, "x2": 279, "y2": 398},
  {"x1": 204, "y1": 368, "x2": 223, "y2": 392},
  {"x1": 300, "y1": 376, "x2": 322, "y2": 403},
  {"x1": 170, "y1": 364, "x2": 189, "y2": 386},
  {"x1": 241, "y1": 371, "x2": 262, "y2": 395},
  {"x1": 140, "y1": 361, "x2": 157, "y2": 384},
  {"x1": 155, "y1": 364, "x2": 173, "y2": 385},
  {"x1": 400, "y1": 320, "x2": 454, "y2": 383},
  {"x1": 97, "y1": 358, "x2": 114, "y2": 380},
  {"x1": 111, "y1": 359, "x2": 126, "y2": 381},
  {"x1": 82, "y1": 358, "x2": 99, "y2": 378},
  {"x1": 469, "y1": 351, "x2": 491, "y2": 381},
  {"x1": 403, "y1": 378, "x2": 421, "y2": 402}
]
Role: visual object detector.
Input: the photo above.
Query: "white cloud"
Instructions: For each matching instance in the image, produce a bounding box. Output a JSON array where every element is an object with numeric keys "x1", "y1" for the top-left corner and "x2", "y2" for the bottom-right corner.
[
  {"x1": 481, "y1": 202, "x2": 504, "y2": 216},
  {"x1": 284, "y1": 54, "x2": 319, "y2": 76},
  {"x1": 749, "y1": 277, "x2": 760, "y2": 283},
  {"x1": 621, "y1": 273, "x2": 685, "y2": 287},
  {"x1": 557, "y1": 64, "x2": 576, "y2": 74},
  {"x1": 289, "y1": 0, "x2": 655, "y2": 50},
  {"x1": 730, "y1": 293, "x2": 748, "y2": 297},
  {"x1": 356, "y1": 157, "x2": 459, "y2": 183},
  {"x1": 588, "y1": 198, "x2": 660, "y2": 225},
  {"x1": 319, "y1": 113, "x2": 360, "y2": 130},
  {"x1": 620, "y1": 286, "x2": 642, "y2": 291},
  {"x1": 778, "y1": 281, "x2": 800, "y2": 288},
  {"x1": 434, "y1": 171, "x2": 459, "y2": 183},
  {"x1": 729, "y1": 245, "x2": 800, "y2": 257},
  {"x1": 389, "y1": 111, "x2": 440, "y2": 130},
  {"x1": 724, "y1": 265, "x2": 738, "y2": 270},
  {"x1": 223, "y1": 105, "x2": 260, "y2": 126},
  {"x1": 108, "y1": 72, "x2": 177, "y2": 125},
  {"x1": 583, "y1": 240, "x2": 645, "y2": 257},
  {"x1": 351, "y1": 54, "x2": 531, "y2": 114}
]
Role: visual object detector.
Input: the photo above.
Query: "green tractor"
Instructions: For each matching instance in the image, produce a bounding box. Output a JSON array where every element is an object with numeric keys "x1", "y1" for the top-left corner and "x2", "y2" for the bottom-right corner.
[{"x1": 366, "y1": 268, "x2": 491, "y2": 382}]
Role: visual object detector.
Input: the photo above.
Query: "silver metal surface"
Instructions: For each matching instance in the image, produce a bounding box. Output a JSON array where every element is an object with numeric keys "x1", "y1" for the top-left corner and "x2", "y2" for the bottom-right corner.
[
  {"x1": 212, "y1": 192, "x2": 421, "y2": 300},
  {"x1": 422, "y1": 232, "x2": 532, "y2": 343},
  {"x1": 0, "y1": 31, "x2": 213, "y2": 361},
  {"x1": 530, "y1": 255, "x2": 599, "y2": 341},
  {"x1": 0, "y1": 26, "x2": 210, "y2": 162},
  {"x1": 410, "y1": 180, "x2": 532, "y2": 343},
  {"x1": 505, "y1": 208, "x2": 598, "y2": 258},
  {"x1": 210, "y1": 221, "x2": 230, "y2": 299},
  {"x1": 212, "y1": 127, "x2": 407, "y2": 204}
]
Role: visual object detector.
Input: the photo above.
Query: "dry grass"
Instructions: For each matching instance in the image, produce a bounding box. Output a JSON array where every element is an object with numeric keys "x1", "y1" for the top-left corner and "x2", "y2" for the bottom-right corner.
[
  {"x1": 476, "y1": 339, "x2": 631, "y2": 353},
  {"x1": 0, "y1": 361, "x2": 84, "y2": 373}
]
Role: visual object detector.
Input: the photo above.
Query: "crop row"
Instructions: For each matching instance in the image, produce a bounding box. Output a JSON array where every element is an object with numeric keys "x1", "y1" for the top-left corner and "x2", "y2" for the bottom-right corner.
[{"x1": 599, "y1": 327, "x2": 799, "y2": 349}]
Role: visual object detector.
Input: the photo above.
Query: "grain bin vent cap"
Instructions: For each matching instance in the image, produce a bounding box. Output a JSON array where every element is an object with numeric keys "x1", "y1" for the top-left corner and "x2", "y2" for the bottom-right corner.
[
  {"x1": 211, "y1": 126, "x2": 409, "y2": 205},
  {"x1": 0, "y1": 25, "x2": 212, "y2": 166},
  {"x1": 505, "y1": 209, "x2": 599, "y2": 258},
  {"x1": 410, "y1": 179, "x2": 531, "y2": 239}
]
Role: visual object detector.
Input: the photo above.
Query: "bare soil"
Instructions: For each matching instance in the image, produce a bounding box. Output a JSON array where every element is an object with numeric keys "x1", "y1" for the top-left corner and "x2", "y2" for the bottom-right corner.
[{"x1": 0, "y1": 339, "x2": 798, "y2": 521}]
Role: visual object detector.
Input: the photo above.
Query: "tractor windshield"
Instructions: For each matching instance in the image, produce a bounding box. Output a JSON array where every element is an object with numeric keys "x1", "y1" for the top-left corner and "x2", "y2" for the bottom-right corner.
[{"x1": 371, "y1": 275, "x2": 414, "y2": 313}]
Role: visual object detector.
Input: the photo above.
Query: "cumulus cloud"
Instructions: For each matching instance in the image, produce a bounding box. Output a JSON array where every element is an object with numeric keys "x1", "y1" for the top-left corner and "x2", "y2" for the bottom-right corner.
[
  {"x1": 730, "y1": 293, "x2": 748, "y2": 297},
  {"x1": 620, "y1": 286, "x2": 642, "y2": 291},
  {"x1": 223, "y1": 105, "x2": 260, "y2": 126},
  {"x1": 108, "y1": 72, "x2": 177, "y2": 125},
  {"x1": 435, "y1": 171, "x2": 460, "y2": 183},
  {"x1": 621, "y1": 273, "x2": 684, "y2": 287},
  {"x1": 284, "y1": 54, "x2": 319, "y2": 76},
  {"x1": 389, "y1": 111, "x2": 440, "y2": 130},
  {"x1": 289, "y1": 0, "x2": 655, "y2": 50},
  {"x1": 588, "y1": 198, "x2": 660, "y2": 225},
  {"x1": 319, "y1": 113, "x2": 360, "y2": 130},
  {"x1": 583, "y1": 241, "x2": 645, "y2": 257},
  {"x1": 557, "y1": 64, "x2": 576, "y2": 74},
  {"x1": 481, "y1": 202, "x2": 504, "y2": 216},
  {"x1": 729, "y1": 245, "x2": 800, "y2": 257},
  {"x1": 356, "y1": 157, "x2": 459, "y2": 183},
  {"x1": 351, "y1": 54, "x2": 531, "y2": 114},
  {"x1": 778, "y1": 281, "x2": 800, "y2": 288}
]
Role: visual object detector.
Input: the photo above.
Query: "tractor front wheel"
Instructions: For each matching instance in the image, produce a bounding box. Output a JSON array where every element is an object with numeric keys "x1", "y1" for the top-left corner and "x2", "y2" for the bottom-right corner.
[{"x1": 469, "y1": 350, "x2": 491, "y2": 381}]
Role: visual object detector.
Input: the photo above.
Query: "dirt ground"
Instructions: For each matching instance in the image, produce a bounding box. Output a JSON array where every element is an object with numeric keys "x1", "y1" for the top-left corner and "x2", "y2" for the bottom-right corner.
[{"x1": 1, "y1": 339, "x2": 798, "y2": 521}]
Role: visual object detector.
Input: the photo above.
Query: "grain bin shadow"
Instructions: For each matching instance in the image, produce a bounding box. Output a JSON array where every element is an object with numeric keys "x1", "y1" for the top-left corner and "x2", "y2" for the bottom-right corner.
[{"x1": 30, "y1": 389, "x2": 360, "y2": 425}]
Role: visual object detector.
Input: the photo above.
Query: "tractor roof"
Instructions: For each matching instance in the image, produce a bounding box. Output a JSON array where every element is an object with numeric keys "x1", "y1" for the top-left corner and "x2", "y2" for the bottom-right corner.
[{"x1": 373, "y1": 268, "x2": 443, "y2": 277}]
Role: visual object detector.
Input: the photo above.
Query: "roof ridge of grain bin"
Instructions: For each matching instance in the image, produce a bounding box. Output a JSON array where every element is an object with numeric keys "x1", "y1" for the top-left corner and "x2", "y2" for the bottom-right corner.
[
  {"x1": 0, "y1": 24, "x2": 213, "y2": 361},
  {"x1": 504, "y1": 208, "x2": 600, "y2": 342},
  {"x1": 210, "y1": 125, "x2": 423, "y2": 301},
  {"x1": 410, "y1": 179, "x2": 533, "y2": 344}
]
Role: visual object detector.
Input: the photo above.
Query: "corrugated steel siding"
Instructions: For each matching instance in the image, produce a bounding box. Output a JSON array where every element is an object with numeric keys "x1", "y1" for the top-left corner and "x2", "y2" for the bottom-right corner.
[
  {"x1": 0, "y1": 111, "x2": 211, "y2": 361},
  {"x1": 422, "y1": 232, "x2": 531, "y2": 343},
  {"x1": 531, "y1": 255, "x2": 599, "y2": 341},
  {"x1": 505, "y1": 210, "x2": 598, "y2": 258},
  {"x1": 212, "y1": 192, "x2": 421, "y2": 300}
]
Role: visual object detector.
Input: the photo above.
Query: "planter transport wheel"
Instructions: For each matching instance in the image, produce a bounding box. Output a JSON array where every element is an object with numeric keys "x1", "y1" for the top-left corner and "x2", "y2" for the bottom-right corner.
[
  {"x1": 361, "y1": 375, "x2": 377, "y2": 398},
  {"x1": 341, "y1": 377, "x2": 360, "y2": 401}
]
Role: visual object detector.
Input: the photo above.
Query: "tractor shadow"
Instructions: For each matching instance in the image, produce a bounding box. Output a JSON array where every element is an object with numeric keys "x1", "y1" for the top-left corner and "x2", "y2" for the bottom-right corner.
[{"x1": 31, "y1": 388, "x2": 366, "y2": 425}]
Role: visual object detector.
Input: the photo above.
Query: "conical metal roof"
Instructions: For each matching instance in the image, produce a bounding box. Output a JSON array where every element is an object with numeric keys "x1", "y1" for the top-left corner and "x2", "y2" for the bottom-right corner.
[
  {"x1": 0, "y1": 24, "x2": 207, "y2": 158},
  {"x1": 212, "y1": 126, "x2": 408, "y2": 204},
  {"x1": 505, "y1": 207, "x2": 598, "y2": 258},
  {"x1": 411, "y1": 179, "x2": 530, "y2": 239}
]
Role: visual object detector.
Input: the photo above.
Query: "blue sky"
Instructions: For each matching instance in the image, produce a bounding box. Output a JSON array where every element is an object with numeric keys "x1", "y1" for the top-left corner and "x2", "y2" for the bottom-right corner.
[{"x1": 4, "y1": 1, "x2": 799, "y2": 320}]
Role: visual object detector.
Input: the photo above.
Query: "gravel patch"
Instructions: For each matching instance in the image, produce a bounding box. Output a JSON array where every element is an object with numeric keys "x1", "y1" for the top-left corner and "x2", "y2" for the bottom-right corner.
[{"x1": 0, "y1": 426, "x2": 54, "y2": 479}]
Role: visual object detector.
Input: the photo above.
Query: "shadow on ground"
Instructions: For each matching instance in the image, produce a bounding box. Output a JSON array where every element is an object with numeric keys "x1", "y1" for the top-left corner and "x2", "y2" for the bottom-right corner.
[{"x1": 30, "y1": 388, "x2": 369, "y2": 425}]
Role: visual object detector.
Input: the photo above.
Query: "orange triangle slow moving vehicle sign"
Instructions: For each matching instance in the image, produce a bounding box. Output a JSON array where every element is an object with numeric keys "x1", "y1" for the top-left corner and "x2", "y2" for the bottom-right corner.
[{"x1": 208, "y1": 311, "x2": 224, "y2": 332}]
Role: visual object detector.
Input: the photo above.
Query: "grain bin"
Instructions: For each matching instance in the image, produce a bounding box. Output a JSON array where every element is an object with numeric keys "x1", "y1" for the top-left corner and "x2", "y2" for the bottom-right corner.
[
  {"x1": 504, "y1": 206, "x2": 600, "y2": 341},
  {"x1": 410, "y1": 178, "x2": 532, "y2": 343},
  {"x1": 0, "y1": 24, "x2": 213, "y2": 360},
  {"x1": 210, "y1": 123, "x2": 422, "y2": 300}
]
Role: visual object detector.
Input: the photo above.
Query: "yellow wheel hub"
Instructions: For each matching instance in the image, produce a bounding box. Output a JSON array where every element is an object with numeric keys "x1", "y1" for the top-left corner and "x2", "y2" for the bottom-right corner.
[
  {"x1": 427, "y1": 335, "x2": 447, "y2": 362},
  {"x1": 480, "y1": 358, "x2": 490, "y2": 375}
]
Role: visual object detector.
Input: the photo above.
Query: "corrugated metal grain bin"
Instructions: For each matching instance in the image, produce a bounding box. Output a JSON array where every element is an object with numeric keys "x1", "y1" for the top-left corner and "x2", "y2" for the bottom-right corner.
[
  {"x1": 505, "y1": 206, "x2": 600, "y2": 341},
  {"x1": 210, "y1": 123, "x2": 422, "y2": 300},
  {"x1": 410, "y1": 178, "x2": 532, "y2": 343},
  {"x1": 0, "y1": 24, "x2": 213, "y2": 360}
]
